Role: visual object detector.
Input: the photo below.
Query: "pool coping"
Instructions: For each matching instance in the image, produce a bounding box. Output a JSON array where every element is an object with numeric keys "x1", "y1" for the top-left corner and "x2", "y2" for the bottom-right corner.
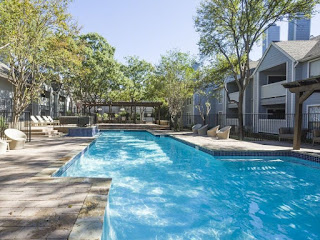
[{"x1": 31, "y1": 137, "x2": 112, "y2": 240}]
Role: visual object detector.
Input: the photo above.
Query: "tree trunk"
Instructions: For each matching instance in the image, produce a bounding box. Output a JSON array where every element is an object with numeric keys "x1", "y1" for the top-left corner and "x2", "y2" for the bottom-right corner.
[
  {"x1": 171, "y1": 114, "x2": 179, "y2": 131},
  {"x1": 238, "y1": 91, "x2": 244, "y2": 140}
]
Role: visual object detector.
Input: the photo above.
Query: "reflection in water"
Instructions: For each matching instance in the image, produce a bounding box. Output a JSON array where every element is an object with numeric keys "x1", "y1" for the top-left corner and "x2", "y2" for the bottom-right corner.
[{"x1": 61, "y1": 131, "x2": 320, "y2": 240}]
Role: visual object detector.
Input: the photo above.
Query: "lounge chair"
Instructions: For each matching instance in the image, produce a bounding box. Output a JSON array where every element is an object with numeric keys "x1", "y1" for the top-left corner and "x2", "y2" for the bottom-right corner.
[
  {"x1": 47, "y1": 116, "x2": 59, "y2": 125},
  {"x1": 42, "y1": 116, "x2": 53, "y2": 125},
  {"x1": 192, "y1": 124, "x2": 202, "y2": 134},
  {"x1": 207, "y1": 125, "x2": 220, "y2": 137},
  {"x1": 313, "y1": 129, "x2": 320, "y2": 145},
  {"x1": 198, "y1": 124, "x2": 208, "y2": 136},
  {"x1": 4, "y1": 128, "x2": 27, "y2": 150},
  {"x1": 30, "y1": 115, "x2": 39, "y2": 126},
  {"x1": 36, "y1": 115, "x2": 47, "y2": 126},
  {"x1": 279, "y1": 127, "x2": 308, "y2": 141},
  {"x1": 216, "y1": 126, "x2": 232, "y2": 139}
]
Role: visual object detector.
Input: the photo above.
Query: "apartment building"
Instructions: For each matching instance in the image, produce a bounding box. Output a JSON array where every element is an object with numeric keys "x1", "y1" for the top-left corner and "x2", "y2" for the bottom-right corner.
[{"x1": 0, "y1": 61, "x2": 71, "y2": 118}]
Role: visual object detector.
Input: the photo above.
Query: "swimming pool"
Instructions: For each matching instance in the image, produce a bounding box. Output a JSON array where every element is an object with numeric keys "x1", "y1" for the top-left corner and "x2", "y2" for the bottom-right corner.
[{"x1": 56, "y1": 131, "x2": 320, "y2": 240}]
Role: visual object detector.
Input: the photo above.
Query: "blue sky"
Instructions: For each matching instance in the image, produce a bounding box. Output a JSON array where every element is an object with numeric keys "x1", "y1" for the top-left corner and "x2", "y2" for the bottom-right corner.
[{"x1": 69, "y1": 1, "x2": 320, "y2": 64}]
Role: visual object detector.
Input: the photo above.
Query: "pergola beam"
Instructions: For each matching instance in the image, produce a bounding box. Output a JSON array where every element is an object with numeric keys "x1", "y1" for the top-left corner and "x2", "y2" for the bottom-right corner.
[
  {"x1": 83, "y1": 101, "x2": 163, "y2": 107},
  {"x1": 283, "y1": 75, "x2": 320, "y2": 150}
]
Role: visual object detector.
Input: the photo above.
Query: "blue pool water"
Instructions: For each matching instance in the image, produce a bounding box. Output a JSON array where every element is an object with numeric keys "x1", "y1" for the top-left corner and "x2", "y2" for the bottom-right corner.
[{"x1": 58, "y1": 131, "x2": 320, "y2": 240}]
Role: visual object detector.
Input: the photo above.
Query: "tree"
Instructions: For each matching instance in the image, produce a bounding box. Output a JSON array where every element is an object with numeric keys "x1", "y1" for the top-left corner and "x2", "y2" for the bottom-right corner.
[
  {"x1": 195, "y1": 0, "x2": 318, "y2": 140},
  {"x1": 0, "y1": 0, "x2": 78, "y2": 125},
  {"x1": 120, "y1": 56, "x2": 154, "y2": 121},
  {"x1": 156, "y1": 50, "x2": 197, "y2": 131},
  {"x1": 70, "y1": 33, "x2": 122, "y2": 113}
]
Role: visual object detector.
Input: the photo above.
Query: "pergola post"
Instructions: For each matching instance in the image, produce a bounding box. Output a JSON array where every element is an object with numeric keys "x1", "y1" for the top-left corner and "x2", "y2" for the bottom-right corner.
[
  {"x1": 293, "y1": 92, "x2": 303, "y2": 150},
  {"x1": 158, "y1": 107, "x2": 161, "y2": 125}
]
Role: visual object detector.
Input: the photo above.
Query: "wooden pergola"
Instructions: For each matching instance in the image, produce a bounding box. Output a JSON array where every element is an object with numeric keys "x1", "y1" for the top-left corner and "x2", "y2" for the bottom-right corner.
[
  {"x1": 83, "y1": 101, "x2": 163, "y2": 124},
  {"x1": 283, "y1": 76, "x2": 320, "y2": 150}
]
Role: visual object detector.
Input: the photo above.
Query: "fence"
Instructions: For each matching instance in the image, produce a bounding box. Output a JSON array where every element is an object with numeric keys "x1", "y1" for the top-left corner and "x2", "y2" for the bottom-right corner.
[
  {"x1": 181, "y1": 113, "x2": 320, "y2": 143},
  {"x1": 0, "y1": 111, "x2": 31, "y2": 142}
]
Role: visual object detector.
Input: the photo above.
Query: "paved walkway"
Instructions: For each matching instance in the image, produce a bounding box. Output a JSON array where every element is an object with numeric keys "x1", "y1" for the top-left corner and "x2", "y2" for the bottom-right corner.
[
  {"x1": 150, "y1": 130, "x2": 320, "y2": 154},
  {"x1": 0, "y1": 137, "x2": 111, "y2": 240}
]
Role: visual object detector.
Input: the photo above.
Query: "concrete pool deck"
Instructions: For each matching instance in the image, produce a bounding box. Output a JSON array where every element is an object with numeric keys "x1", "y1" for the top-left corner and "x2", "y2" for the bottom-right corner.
[
  {"x1": 149, "y1": 130, "x2": 320, "y2": 155},
  {"x1": 0, "y1": 137, "x2": 111, "y2": 240},
  {"x1": 1, "y1": 130, "x2": 320, "y2": 239}
]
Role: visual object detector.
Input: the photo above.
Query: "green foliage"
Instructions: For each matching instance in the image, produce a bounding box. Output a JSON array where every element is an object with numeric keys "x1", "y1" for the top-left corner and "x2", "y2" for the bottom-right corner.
[
  {"x1": 119, "y1": 111, "x2": 127, "y2": 117},
  {"x1": 102, "y1": 113, "x2": 109, "y2": 120},
  {"x1": 69, "y1": 33, "x2": 123, "y2": 106},
  {"x1": 156, "y1": 50, "x2": 197, "y2": 131},
  {"x1": 195, "y1": 0, "x2": 319, "y2": 139},
  {"x1": 0, "y1": 0, "x2": 77, "y2": 123},
  {"x1": 119, "y1": 56, "x2": 155, "y2": 102}
]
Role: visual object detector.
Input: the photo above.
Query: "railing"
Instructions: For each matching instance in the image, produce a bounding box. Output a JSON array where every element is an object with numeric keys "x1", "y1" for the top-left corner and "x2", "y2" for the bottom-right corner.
[
  {"x1": 181, "y1": 113, "x2": 320, "y2": 143},
  {"x1": 229, "y1": 92, "x2": 239, "y2": 101},
  {"x1": 261, "y1": 80, "x2": 286, "y2": 99},
  {"x1": 0, "y1": 111, "x2": 31, "y2": 142}
]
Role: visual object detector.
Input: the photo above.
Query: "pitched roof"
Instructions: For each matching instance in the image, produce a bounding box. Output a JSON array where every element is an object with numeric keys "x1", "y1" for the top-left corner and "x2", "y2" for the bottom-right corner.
[{"x1": 274, "y1": 38, "x2": 320, "y2": 61}]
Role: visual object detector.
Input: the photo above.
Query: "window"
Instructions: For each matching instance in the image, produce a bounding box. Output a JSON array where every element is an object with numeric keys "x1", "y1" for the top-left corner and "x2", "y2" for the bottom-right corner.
[
  {"x1": 268, "y1": 76, "x2": 286, "y2": 84},
  {"x1": 309, "y1": 59, "x2": 320, "y2": 77}
]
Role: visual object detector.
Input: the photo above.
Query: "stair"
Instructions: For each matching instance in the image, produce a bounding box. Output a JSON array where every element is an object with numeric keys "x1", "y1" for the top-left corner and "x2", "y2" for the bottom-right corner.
[{"x1": 23, "y1": 127, "x2": 63, "y2": 138}]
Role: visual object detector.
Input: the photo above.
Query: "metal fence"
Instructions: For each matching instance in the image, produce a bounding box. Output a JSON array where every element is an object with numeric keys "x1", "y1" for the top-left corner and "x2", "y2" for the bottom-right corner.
[
  {"x1": 181, "y1": 113, "x2": 320, "y2": 143},
  {"x1": 0, "y1": 111, "x2": 31, "y2": 142}
]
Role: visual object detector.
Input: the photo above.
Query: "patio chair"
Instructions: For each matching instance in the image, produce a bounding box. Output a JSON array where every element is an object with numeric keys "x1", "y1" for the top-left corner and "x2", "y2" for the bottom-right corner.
[
  {"x1": 198, "y1": 124, "x2": 208, "y2": 136},
  {"x1": 47, "y1": 116, "x2": 59, "y2": 125},
  {"x1": 207, "y1": 125, "x2": 220, "y2": 137},
  {"x1": 30, "y1": 115, "x2": 39, "y2": 126},
  {"x1": 36, "y1": 115, "x2": 47, "y2": 126},
  {"x1": 4, "y1": 128, "x2": 27, "y2": 150},
  {"x1": 192, "y1": 124, "x2": 202, "y2": 134},
  {"x1": 216, "y1": 126, "x2": 232, "y2": 140},
  {"x1": 313, "y1": 129, "x2": 320, "y2": 145},
  {"x1": 42, "y1": 116, "x2": 53, "y2": 125}
]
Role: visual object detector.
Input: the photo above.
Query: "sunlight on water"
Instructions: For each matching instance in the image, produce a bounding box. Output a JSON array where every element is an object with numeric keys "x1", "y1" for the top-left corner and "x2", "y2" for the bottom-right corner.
[{"x1": 59, "y1": 131, "x2": 320, "y2": 240}]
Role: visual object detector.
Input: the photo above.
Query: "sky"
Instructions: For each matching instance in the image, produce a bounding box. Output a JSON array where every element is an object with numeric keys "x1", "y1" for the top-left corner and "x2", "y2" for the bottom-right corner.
[{"x1": 69, "y1": 1, "x2": 320, "y2": 64}]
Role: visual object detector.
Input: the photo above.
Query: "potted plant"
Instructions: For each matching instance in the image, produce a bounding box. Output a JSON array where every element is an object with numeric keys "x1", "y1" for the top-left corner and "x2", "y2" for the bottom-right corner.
[
  {"x1": 114, "y1": 114, "x2": 119, "y2": 123},
  {"x1": 102, "y1": 113, "x2": 108, "y2": 123},
  {"x1": 96, "y1": 113, "x2": 102, "y2": 123},
  {"x1": 120, "y1": 111, "x2": 127, "y2": 121}
]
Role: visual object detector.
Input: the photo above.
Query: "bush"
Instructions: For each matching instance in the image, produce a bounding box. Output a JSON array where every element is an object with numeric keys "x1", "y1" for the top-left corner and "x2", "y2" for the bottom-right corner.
[{"x1": 102, "y1": 113, "x2": 108, "y2": 120}]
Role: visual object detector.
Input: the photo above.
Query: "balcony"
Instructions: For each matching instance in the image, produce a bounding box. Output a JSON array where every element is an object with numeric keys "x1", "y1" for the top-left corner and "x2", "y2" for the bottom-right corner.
[{"x1": 261, "y1": 81, "x2": 286, "y2": 99}]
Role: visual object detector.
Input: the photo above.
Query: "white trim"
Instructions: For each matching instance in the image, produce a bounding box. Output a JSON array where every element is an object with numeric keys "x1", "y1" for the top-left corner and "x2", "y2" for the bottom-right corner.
[
  {"x1": 308, "y1": 58, "x2": 320, "y2": 78},
  {"x1": 291, "y1": 61, "x2": 295, "y2": 114},
  {"x1": 285, "y1": 62, "x2": 288, "y2": 118}
]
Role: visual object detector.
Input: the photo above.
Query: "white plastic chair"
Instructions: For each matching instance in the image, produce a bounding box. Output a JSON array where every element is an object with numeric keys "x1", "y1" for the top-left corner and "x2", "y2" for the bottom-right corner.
[{"x1": 4, "y1": 129, "x2": 27, "y2": 150}]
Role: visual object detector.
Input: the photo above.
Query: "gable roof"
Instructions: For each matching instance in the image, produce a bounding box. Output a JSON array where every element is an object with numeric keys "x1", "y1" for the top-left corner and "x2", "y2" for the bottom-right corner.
[
  {"x1": 274, "y1": 40, "x2": 319, "y2": 61},
  {"x1": 254, "y1": 37, "x2": 320, "y2": 75}
]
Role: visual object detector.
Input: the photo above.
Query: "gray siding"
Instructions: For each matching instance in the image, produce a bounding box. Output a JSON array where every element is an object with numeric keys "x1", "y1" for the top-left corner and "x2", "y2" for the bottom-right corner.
[{"x1": 257, "y1": 45, "x2": 292, "y2": 72}]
